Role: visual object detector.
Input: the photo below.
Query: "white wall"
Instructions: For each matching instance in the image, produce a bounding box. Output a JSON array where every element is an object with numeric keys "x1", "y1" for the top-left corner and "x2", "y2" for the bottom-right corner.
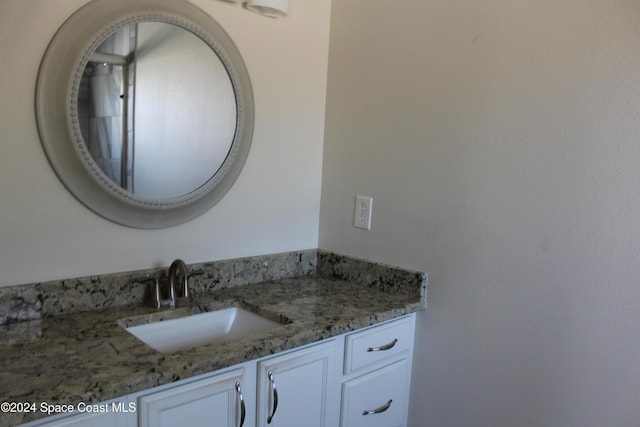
[
  {"x1": 0, "y1": 0, "x2": 330, "y2": 286},
  {"x1": 320, "y1": 1, "x2": 640, "y2": 426}
]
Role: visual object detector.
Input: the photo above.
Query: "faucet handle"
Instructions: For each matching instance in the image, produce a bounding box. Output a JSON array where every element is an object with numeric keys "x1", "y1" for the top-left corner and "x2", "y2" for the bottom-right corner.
[{"x1": 135, "y1": 277, "x2": 162, "y2": 309}]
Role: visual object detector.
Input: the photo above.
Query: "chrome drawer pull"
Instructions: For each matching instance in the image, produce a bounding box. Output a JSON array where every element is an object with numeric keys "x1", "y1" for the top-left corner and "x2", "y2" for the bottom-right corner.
[
  {"x1": 362, "y1": 399, "x2": 393, "y2": 415},
  {"x1": 235, "y1": 381, "x2": 246, "y2": 427},
  {"x1": 367, "y1": 338, "x2": 398, "y2": 352},
  {"x1": 267, "y1": 370, "x2": 279, "y2": 424}
]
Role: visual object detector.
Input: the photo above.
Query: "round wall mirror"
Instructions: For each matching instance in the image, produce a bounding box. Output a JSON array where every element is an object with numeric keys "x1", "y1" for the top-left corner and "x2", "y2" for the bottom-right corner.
[{"x1": 36, "y1": 0, "x2": 254, "y2": 228}]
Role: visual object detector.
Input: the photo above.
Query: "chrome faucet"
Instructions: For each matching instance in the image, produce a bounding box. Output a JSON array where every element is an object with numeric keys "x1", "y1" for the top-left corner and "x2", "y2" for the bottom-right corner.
[
  {"x1": 142, "y1": 259, "x2": 190, "y2": 309},
  {"x1": 168, "y1": 259, "x2": 189, "y2": 301},
  {"x1": 145, "y1": 277, "x2": 174, "y2": 309}
]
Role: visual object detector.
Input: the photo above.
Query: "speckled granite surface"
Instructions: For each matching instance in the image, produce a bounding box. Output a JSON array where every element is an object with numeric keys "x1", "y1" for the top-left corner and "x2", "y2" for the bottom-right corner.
[{"x1": 0, "y1": 251, "x2": 426, "y2": 426}]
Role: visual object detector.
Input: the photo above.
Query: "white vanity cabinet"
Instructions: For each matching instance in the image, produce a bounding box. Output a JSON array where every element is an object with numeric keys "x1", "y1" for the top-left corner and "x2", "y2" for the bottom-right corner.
[
  {"x1": 256, "y1": 341, "x2": 339, "y2": 427},
  {"x1": 19, "y1": 314, "x2": 416, "y2": 427},
  {"x1": 137, "y1": 367, "x2": 250, "y2": 427},
  {"x1": 132, "y1": 340, "x2": 338, "y2": 427},
  {"x1": 340, "y1": 315, "x2": 416, "y2": 427}
]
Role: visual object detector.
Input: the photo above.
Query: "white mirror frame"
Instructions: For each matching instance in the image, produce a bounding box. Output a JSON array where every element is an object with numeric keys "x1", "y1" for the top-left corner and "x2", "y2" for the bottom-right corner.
[{"x1": 36, "y1": 0, "x2": 254, "y2": 228}]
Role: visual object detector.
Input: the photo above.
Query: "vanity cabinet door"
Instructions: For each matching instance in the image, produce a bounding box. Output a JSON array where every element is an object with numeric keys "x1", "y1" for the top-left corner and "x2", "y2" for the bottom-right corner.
[
  {"x1": 18, "y1": 395, "x2": 133, "y2": 427},
  {"x1": 256, "y1": 340, "x2": 339, "y2": 427},
  {"x1": 341, "y1": 360, "x2": 410, "y2": 427},
  {"x1": 19, "y1": 411, "x2": 128, "y2": 427},
  {"x1": 138, "y1": 368, "x2": 248, "y2": 427}
]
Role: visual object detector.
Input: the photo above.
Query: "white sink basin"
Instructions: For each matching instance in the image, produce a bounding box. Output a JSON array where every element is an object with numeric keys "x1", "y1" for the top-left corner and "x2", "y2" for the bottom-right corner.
[{"x1": 125, "y1": 307, "x2": 281, "y2": 353}]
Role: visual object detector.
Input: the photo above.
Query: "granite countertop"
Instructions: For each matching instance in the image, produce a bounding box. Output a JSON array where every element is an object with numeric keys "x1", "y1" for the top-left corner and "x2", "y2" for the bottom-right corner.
[{"x1": 0, "y1": 269, "x2": 425, "y2": 426}]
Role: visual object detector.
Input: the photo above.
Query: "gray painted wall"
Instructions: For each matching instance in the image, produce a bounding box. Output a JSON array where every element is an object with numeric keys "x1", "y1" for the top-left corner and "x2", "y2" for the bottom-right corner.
[{"x1": 320, "y1": 1, "x2": 640, "y2": 425}]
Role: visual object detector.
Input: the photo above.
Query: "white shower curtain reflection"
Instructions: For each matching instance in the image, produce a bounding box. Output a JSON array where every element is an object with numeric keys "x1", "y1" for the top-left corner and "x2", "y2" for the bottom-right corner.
[
  {"x1": 87, "y1": 63, "x2": 123, "y2": 184},
  {"x1": 79, "y1": 25, "x2": 135, "y2": 191}
]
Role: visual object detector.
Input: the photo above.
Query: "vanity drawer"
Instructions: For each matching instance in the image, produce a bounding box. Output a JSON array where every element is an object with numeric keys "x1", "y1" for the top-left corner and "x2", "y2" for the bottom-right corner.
[
  {"x1": 344, "y1": 316, "x2": 413, "y2": 374},
  {"x1": 341, "y1": 359, "x2": 409, "y2": 427}
]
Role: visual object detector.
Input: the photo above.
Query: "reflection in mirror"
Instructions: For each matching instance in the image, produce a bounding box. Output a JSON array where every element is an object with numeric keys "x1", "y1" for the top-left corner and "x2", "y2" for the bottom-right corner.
[{"x1": 78, "y1": 22, "x2": 237, "y2": 199}]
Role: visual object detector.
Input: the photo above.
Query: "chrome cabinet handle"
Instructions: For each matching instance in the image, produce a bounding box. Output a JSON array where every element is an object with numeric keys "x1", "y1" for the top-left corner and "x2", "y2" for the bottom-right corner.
[
  {"x1": 267, "y1": 370, "x2": 279, "y2": 424},
  {"x1": 367, "y1": 338, "x2": 398, "y2": 352},
  {"x1": 235, "y1": 381, "x2": 246, "y2": 427},
  {"x1": 362, "y1": 399, "x2": 393, "y2": 416}
]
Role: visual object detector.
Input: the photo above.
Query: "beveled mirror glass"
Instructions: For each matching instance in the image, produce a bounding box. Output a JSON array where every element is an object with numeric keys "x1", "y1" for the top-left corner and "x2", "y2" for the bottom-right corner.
[{"x1": 36, "y1": 0, "x2": 254, "y2": 228}]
